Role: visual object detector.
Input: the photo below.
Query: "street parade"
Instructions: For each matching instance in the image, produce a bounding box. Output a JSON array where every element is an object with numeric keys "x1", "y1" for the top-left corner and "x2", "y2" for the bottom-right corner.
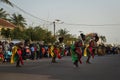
[{"x1": 0, "y1": 0, "x2": 120, "y2": 80}]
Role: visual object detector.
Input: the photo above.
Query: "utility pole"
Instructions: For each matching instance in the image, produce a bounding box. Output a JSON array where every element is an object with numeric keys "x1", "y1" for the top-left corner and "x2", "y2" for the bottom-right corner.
[
  {"x1": 53, "y1": 19, "x2": 61, "y2": 37},
  {"x1": 53, "y1": 21, "x2": 56, "y2": 37}
]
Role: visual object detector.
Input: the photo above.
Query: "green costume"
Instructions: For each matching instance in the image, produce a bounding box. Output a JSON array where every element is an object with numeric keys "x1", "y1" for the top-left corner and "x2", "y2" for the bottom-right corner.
[{"x1": 70, "y1": 44, "x2": 78, "y2": 62}]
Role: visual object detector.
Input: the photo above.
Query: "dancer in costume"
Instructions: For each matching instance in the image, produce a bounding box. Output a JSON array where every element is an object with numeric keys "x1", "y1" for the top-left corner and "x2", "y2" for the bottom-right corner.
[
  {"x1": 51, "y1": 45, "x2": 58, "y2": 63},
  {"x1": 16, "y1": 43, "x2": 24, "y2": 67},
  {"x1": 85, "y1": 33, "x2": 99, "y2": 64},
  {"x1": 0, "y1": 46, "x2": 4, "y2": 63},
  {"x1": 10, "y1": 45, "x2": 17, "y2": 64},
  {"x1": 50, "y1": 45, "x2": 55, "y2": 63},
  {"x1": 86, "y1": 39, "x2": 95, "y2": 64},
  {"x1": 76, "y1": 33, "x2": 85, "y2": 64},
  {"x1": 70, "y1": 42, "x2": 79, "y2": 67},
  {"x1": 50, "y1": 44, "x2": 61, "y2": 63},
  {"x1": 11, "y1": 42, "x2": 24, "y2": 67},
  {"x1": 74, "y1": 40, "x2": 83, "y2": 64}
]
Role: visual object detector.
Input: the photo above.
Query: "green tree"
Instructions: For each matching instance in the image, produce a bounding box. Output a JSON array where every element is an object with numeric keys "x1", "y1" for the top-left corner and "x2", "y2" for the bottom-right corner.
[
  {"x1": 24, "y1": 26, "x2": 55, "y2": 44},
  {"x1": 57, "y1": 28, "x2": 76, "y2": 44},
  {"x1": 99, "y1": 35, "x2": 106, "y2": 43},
  {"x1": 5, "y1": 28, "x2": 10, "y2": 38},
  {"x1": 1, "y1": 28, "x2": 6, "y2": 36},
  {"x1": 33, "y1": 26, "x2": 45, "y2": 41},
  {"x1": 0, "y1": 0, "x2": 13, "y2": 7},
  {"x1": 1, "y1": 28, "x2": 11, "y2": 38},
  {"x1": 24, "y1": 27, "x2": 33, "y2": 40},
  {"x1": 10, "y1": 13, "x2": 27, "y2": 29},
  {"x1": 10, "y1": 27, "x2": 23, "y2": 39},
  {"x1": 57, "y1": 28, "x2": 69, "y2": 37},
  {"x1": 44, "y1": 31, "x2": 56, "y2": 44},
  {"x1": 0, "y1": 8, "x2": 9, "y2": 19}
]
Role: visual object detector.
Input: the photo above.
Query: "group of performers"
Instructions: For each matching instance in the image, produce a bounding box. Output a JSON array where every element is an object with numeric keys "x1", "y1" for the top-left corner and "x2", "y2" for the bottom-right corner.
[
  {"x1": 49, "y1": 33, "x2": 99, "y2": 68},
  {"x1": 10, "y1": 42, "x2": 63, "y2": 67},
  {"x1": 1, "y1": 33, "x2": 99, "y2": 68},
  {"x1": 70, "y1": 33, "x2": 98, "y2": 67}
]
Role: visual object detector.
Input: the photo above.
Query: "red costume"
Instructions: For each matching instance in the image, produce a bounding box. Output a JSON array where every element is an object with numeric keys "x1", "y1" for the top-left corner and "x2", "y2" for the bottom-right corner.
[
  {"x1": 75, "y1": 40, "x2": 83, "y2": 64},
  {"x1": 17, "y1": 49, "x2": 23, "y2": 65},
  {"x1": 86, "y1": 40, "x2": 95, "y2": 64}
]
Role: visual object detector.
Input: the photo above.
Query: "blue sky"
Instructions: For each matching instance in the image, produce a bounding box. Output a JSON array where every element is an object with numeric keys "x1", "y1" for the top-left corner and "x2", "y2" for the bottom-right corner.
[{"x1": 0, "y1": 0, "x2": 120, "y2": 44}]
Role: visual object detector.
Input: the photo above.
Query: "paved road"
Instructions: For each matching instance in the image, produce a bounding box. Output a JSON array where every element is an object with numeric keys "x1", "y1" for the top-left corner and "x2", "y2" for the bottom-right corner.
[{"x1": 0, "y1": 54, "x2": 120, "y2": 80}]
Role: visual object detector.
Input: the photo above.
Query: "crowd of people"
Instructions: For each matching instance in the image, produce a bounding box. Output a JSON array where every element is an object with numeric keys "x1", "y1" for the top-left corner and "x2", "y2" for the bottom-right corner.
[
  {"x1": 0, "y1": 38, "x2": 120, "y2": 67},
  {"x1": 0, "y1": 41, "x2": 67, "y2": 66}
]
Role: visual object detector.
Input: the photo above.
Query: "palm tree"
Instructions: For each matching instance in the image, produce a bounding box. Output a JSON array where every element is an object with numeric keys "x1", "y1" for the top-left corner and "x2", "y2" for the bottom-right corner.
[
  {"x1": 10, "y1": 13, "x2": 27, "y2": 30},
  {"x1": 99, "y1": 35, "x2": 106, "y2": 43},
  {"x1": 0, "y1": 8, "x2": 9, "y2": 20},
  {"x1": 57, "y1": 28, "x2": 76, "y2": 43},
  {"x1": 0, "y1": 8, "x2": 9, "y2": 19},
  {"x1": 57, "y1": 28, "x2": 69, "y2": 37},
  {"x1": 0, "y1": 0, "x2": 13, "y2": 7}
]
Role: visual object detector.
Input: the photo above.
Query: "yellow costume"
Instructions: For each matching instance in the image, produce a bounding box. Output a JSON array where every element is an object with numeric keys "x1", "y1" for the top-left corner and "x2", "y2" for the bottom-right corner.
[
  {"x1": 84, "y1": 45, "x2": 89, "y2": 57},
  {"x1": 50, "y1": 45, "x2": 54, "y2": 57},
  {"x1": 10, "y1": 46, "x2": 18, "y2": 64}
]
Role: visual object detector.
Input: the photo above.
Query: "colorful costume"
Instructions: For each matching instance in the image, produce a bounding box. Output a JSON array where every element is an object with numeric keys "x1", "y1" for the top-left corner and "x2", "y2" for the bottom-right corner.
[
  {"x1": 0, "y1": 46, "x2": 4, "y2": 63},
  {"x1": 50, "y1": 45, "x2": 61, "y2": 63},
  {"x1": 70, "y1": 44, "x2": 78, "y2": 67},
  {"x1": 0, "y1": 53, "x2": 4, "y2": 63},
  {"x1": 11, "y1": 45, "x2": 24, "y2": 67},
  {"x1": 10, "y1": 46, "x2": 18, "y2": 64},
  {"x1": 86, "y1": 40, "x2": 95, "y2": 64},
  {"x1": 49, "y1": 45, "x2": 53, "y2": 57},
  {"x1": 75, "y1": 41, "x2": 83, "y2": 64},
  {"x1": 16, "y1": 48, "x2": 23, "y2": 67}
]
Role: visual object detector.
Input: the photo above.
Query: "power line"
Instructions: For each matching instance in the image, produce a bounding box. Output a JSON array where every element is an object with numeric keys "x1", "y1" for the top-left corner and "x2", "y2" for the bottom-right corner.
[
  {"x1": 62, "y1": 23, "x2": 120, "y2": 26},
  {"x1": 11, "y1": 2, "x2": 52, "y2": 23},
  {"x1": 3, "y1": 1, "x2": 120, "y2": 27}
]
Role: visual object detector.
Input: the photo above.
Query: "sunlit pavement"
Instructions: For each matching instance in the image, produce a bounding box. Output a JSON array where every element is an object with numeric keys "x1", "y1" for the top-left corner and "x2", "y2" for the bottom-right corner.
[{"x1": 0, "y1": 54, "x2": 120, "y2": 80}]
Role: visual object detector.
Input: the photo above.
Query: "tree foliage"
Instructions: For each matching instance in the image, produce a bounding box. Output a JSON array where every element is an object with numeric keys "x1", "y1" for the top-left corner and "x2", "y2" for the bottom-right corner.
[
  {"x1": 10, "y1": 13, "x2": 27, "y2": 29},
  {"x1": 57, "y1": 28, "x2": 76, "y2": 44},
  {"x1": 4, "y1": 26, "x2": 56, "y2": 44},
  {"x1": 0, "y1": 8, "x2": 9, "y2": 19},
  {"x1": 99, "y1": 35, "x2": 107, "y2": 43},
  {"x1": 1, "y1": 28, "x2": 11, "y2": 38},
  {"x1": 0, "y1": 0, "x2": 13, "y2": 7}
]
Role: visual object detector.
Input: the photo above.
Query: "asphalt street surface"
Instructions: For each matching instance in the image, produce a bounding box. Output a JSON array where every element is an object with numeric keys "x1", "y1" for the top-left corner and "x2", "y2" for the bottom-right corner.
[{"x1": 0, "y1": 54, "x2": 120, "y2": 80}]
